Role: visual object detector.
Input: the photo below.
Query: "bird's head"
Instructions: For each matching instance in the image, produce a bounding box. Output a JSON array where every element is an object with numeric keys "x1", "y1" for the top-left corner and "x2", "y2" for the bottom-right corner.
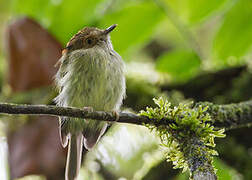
[{"x1": 62, "y1": 24, "x2": 117, "y2": 54}]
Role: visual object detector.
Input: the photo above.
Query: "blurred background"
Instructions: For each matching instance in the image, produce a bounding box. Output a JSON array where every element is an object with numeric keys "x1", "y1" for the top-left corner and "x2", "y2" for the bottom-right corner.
[{"x1": 0, "y1": 0, "x2": 252, "y2": 179}]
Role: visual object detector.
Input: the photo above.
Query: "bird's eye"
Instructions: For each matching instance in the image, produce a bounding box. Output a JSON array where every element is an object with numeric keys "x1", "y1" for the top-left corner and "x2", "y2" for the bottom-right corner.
[
  {"x1": 86, "y1": 38, "x2": 93, "y2": 45},
  {"x1": 99, "y1": 38, "x2": 105, "y2": 42}
]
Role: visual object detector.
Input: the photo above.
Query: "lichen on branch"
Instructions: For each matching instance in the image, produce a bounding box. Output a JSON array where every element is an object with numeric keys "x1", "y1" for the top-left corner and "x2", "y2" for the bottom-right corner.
[{"x1": 139, "y1": 97, "x2": 226, "y2": 179}]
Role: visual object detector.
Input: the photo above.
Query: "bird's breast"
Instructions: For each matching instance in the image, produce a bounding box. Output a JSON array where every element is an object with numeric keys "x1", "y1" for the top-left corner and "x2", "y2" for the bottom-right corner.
[{"x1": 64, "y1": 48, "x2": 125, "y2": 111}]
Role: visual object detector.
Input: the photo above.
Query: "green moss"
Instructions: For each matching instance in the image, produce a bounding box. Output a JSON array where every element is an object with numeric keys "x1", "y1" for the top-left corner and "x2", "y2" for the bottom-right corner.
[
  {"x1": 139, "y1": 97, "x2": 226, "y2": 177},
  {"x1": 199, "y1": 100, "x2": 252, "y2": 129}
]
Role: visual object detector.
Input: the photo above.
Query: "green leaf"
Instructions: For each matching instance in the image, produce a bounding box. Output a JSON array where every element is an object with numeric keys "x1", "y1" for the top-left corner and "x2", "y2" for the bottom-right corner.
[
  {"x1": 11, "y1": 0, "x2": 164, "y2": 56},
  {"x1": 165, "y1": 0, "x2": 228, "y2": 24},
  {"x1": 213, "y1": 0, "x2": 252, "y2": 64},
  {"x1": 12, "y1": 0, "x2": 103, "y2": 44},
  {"x1": 47, "y1": 0, "x2": 103, "y2": 44},
  {"x1": 100, "y1": 1, "x2": 164, "y2": 56},
  {"x1": 156, "y1": 49, "x2": 201, "y2": 81},
  {"x1": 214, "y1": 158, "x2": 241, "y2": 179}
]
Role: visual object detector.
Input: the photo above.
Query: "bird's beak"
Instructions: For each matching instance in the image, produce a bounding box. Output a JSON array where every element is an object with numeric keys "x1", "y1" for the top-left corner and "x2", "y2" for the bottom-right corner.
[{"x1": 103, "y1": 24, "x2": 117, "y2": 35}]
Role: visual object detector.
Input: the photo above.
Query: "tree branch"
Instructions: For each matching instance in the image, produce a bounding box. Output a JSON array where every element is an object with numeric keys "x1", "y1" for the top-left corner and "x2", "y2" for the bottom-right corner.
[
  {"x1": 185, "y1": 137, "x2": 217, "y2": 180},
  {"x1": 0, "y1": 103, "x2": 149, "y2": 125},
  {"x1": 161, "y1": 65, "x2": 249, "y2": 103},
  {"x1": 0, "y1": 100, "x2": 252, "y2": 129},
  {"x1": 1, "y1": 101, "x2": 251, "y2": 180},
  {"x1": 199, "y1": 100, "x2": 252, "y2": 129}
]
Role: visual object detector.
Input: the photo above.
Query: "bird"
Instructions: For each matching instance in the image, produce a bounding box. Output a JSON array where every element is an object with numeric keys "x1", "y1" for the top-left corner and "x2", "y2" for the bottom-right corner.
[{"x1": 54, "y1": 24, "x2": 126, "y2": 180}]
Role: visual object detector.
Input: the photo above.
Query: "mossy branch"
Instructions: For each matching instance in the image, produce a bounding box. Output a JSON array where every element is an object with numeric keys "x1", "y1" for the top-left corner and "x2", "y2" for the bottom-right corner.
[
  {"x1": 199, "y1": 100, "x2": 252, "y2": 129},
  {"x1": 0, "y1": 100, "x2": 252, "y2": 180},
  {"x1": 186, "y1": 137, "x2": 217, "y2": 180},
  {"x1": 139, "y1": 98, "x2": 224, "y2": 179},
  {"x1": 0, "y1": 100, "x2": 252, "y2": 129},
  {"x1": 0, "y1": 103, "x2": 148, "y2": 125}
]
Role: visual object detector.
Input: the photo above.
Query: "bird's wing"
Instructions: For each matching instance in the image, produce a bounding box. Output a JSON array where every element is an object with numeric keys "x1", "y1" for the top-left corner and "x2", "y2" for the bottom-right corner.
[
  {"x1": 55, "y1": 54, "x2": 70, "y2": 90},
  {"x1": 55, "y1": 54, "x2": 71, "y2": 147}
]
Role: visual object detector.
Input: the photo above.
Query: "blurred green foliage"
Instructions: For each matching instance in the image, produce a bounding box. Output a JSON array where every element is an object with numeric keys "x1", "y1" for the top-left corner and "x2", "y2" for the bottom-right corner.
[
  {"x1": 156, "y1": 49, "x2": 201, "y2": 81},
  {"x1": 165, "y1": 0, "x2": 229, "y2": 24},
  {"x1": 213, "y1": 0, "x2": 252, "y2": 64},
  {"x1": 1, "y1": 0, "x2": 252, "y2": 179},
  {"x1": 11, "y1": 0, "x2": 164, "y2": 57},
  {"x1": 6, "y1": 0, "x2": 252, "y2": 80},
  {"x1": 100, "y1": 1, "x2": 164, "y2": 56},
  {"x1": 12, "y1": 0, "x2": 103, "y2": 44}
]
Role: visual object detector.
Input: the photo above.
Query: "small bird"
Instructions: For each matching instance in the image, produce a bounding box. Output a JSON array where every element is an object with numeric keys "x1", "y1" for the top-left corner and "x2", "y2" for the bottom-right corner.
[{"x1": 54, "y1": 24, "x2": 126, "y2": 180}]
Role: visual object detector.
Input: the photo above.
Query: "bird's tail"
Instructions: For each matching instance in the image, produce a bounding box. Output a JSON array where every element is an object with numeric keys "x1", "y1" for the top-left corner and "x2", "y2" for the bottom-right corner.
[
  {"x1": 82, "y1": 120, "x2": 108, "y2": 150},
  {"x1": 65, "y1": 133, "x2": 83, "y2": 180}
]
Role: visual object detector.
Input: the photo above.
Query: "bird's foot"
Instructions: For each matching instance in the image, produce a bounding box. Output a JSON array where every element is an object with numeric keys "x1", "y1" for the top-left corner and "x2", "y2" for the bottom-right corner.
[
  {"x1": 111, "y1": 111, "x2": 120, "y2": 121},
  {"x1": 83, "y1": 106, "x2": 94, "y2": 113}
]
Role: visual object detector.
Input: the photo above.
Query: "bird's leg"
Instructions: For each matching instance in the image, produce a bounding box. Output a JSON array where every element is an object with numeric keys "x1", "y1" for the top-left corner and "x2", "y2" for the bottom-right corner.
[
  {"x1": 111, "y1": 111, "x2": 120, "y2": 121},
  {"x1": 83, "y1": 106, "x2": 94, "y2": 113}
]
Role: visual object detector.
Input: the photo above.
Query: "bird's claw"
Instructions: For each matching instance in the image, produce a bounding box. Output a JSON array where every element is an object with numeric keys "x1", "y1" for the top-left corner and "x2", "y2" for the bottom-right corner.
[
  {"x1": 112, "y1": 111, "x2": 120, "y2": 121},
  {"x1": 83, "y1": 106, "x2": 94, "y2": 113}
]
